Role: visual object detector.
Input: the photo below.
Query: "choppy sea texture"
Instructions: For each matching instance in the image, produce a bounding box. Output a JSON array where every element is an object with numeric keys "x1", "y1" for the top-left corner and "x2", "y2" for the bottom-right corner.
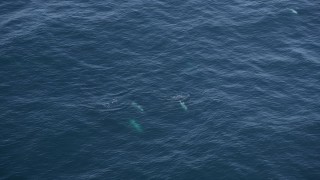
[{"x1": 1, "y1": 0, "x2": 320, "y2": 179}]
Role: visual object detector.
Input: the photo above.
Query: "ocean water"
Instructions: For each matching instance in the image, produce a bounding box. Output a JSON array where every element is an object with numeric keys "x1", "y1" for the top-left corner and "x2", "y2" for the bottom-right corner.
[{"x1": 1, "y1": 0, "x2": 320, "y2": 179}]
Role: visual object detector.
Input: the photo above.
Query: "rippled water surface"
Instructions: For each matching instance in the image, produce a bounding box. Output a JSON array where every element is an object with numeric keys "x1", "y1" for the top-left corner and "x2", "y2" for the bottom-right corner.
[{"x1": 1, "y1": 0, "x2": 320, "y2": 179}]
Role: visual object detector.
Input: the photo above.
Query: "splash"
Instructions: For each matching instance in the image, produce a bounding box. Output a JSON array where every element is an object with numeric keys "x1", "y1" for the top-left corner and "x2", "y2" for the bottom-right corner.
[
  {"x1": 104, "y1": 98, "x2": 118, "y2": 108},
  {"x1": 171, "y1": 94, "x2": 190, "y2": 101}
]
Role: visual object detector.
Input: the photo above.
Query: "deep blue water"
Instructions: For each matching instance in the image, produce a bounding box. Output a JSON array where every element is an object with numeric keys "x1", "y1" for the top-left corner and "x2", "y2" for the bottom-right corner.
[{"x1": 1, "y1": 0, "x2": 320, "y2": 179}]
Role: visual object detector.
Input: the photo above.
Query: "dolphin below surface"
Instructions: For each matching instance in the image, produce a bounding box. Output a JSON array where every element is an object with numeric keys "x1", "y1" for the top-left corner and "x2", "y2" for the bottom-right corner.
[
  {"x1": 131, "y1": 102, "x2": 144, "y2": 112},
  {"x1": 289, "y1": 8, "x2": 298, "y2": 14},
  {"x1": 179, "y1": 101, "x2": 188, "y2": 111},
  {"x1": 129, "y1": 119, "x2": 143, "y2": 133}
]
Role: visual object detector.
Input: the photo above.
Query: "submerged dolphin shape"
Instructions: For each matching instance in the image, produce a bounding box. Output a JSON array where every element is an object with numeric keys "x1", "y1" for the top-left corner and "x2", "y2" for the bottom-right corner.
[
  {"x1": 289, "y1": 8, "x2": 298, "y2": 14},
  {"x1": 179, "y1": 101, "x2": 188, "y2": 111},
  {"x1": 131, "y1": 102, "x2": 144, "y2": 112},
  {"x1": 129, "y1": 119, "x2": 143, "y2": 133}
]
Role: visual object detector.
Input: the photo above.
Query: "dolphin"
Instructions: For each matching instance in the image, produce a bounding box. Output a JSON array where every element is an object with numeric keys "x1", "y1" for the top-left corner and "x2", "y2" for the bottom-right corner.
[
  {"x1": 131, "y1": 102, "x2": 144, "y2": 112},
  {"x1": 129, "y1": 119, "x2": 143, "y2": 133},
  {"x1": 179, "y1": 101, "x2": 188, "y2": 111},
  {"x1": 289, "y1": 9, "x2": 298, "y2": 14}
]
